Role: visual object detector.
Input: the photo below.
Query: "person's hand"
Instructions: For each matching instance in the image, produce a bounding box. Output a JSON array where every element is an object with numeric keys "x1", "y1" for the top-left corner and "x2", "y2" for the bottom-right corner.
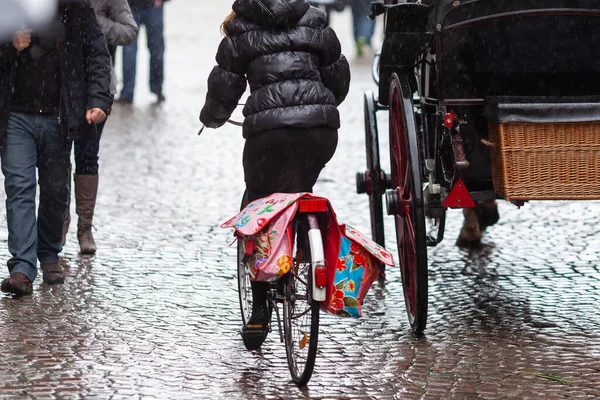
[
  {"x1": 86, "y1": 108, "x2": 107, "y2": 124},
  {"x1": 155, "y1": 0, "x2": 163, "y2": 6},
  {"x1": 12, "y1": 29, "x2": 33, "y2": 51}
]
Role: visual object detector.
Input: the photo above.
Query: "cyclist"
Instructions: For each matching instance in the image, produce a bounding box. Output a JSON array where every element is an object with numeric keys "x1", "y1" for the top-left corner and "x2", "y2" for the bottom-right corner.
[{"x1": 200, "y1": 0, "x2": 350, "y2": 350}]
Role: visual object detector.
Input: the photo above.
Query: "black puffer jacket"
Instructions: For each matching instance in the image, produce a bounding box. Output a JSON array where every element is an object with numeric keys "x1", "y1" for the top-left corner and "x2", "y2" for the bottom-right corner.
[{"x1": 200, "y1": 0, "x2": 351, "y2": 138}]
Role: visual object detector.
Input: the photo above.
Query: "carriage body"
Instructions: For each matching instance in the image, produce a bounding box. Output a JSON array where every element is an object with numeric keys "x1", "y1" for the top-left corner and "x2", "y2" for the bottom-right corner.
[{"x1": 357, "y1": 0, "x2": 600, "y2": 333}]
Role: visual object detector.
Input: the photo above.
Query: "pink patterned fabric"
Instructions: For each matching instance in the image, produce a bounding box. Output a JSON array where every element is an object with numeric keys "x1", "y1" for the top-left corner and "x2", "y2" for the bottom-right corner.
[
  {"x1": 221, "y1": 193, "x2": 304, "y2": 236},
  {"x1": 222, "y1": 193, "x2": 396, "y2": 316},
  {"x1": 343, "y1": 224, "x2": 396, "y2": 266},
  {"x1": 221, "y1": 194, "x2": 303, "y2": 282}
]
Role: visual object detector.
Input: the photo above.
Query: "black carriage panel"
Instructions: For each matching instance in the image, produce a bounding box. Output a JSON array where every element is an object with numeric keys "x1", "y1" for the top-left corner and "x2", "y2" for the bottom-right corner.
[
  {"x1": 433, "y1": 0, "x2": 600, "y2": 28},
  {"x1": 378, "y1": 3, "x2": 434, "y2": 105},
  {"x1": 432, "y1": 105, "x2": 495, "y2": 189},
  {"x1": 485, "y1": 96, "x2": 600, "y2": 124},
  {"x1": 456, "y1": 107, "x2": 494, "y2": 187},
  {"x1": 436, "y1": 1, "x2": 600, "y2": 101}
]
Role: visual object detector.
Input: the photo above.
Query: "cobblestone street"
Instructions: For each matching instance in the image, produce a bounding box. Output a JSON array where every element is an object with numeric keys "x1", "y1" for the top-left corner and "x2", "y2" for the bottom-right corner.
[{"x1": 1, "y1": 1, "x2": 600, "y2": 398}]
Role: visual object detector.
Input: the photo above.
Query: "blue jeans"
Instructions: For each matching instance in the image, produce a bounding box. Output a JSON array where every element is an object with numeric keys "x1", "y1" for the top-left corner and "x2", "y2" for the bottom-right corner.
[
  {"x1": 74, "y1": 120, "x2": 105, "y2": 175},
  {"x1": 1, "y1": 113, "x2": 71, "y2": 282},
  {"x1": 121, "y1": 5, "x2": 165, "y2": 100},
  {"x1": 350, "y1": 0, "x2": 375, "y2": 43}
]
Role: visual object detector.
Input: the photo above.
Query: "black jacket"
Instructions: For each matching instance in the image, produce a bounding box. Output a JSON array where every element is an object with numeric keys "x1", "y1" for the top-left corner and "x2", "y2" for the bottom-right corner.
[
  {"x1": 200, "y1": 0, "x2": 351, "y2": 138},
  {"x1": 0, "y1": 0, "x2": 113, "y2": 146}
]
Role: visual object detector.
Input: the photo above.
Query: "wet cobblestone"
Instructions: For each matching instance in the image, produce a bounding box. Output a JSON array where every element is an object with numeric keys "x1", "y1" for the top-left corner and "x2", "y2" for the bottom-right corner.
[{"x1": 1, "y1": 0, "x2": 600, "y2": 398}]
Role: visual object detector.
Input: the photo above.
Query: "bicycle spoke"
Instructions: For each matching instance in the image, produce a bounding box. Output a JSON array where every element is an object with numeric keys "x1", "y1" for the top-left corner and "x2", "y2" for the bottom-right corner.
[{"x1": 291, "y1": 307, "x2": 312, "y2": 320}]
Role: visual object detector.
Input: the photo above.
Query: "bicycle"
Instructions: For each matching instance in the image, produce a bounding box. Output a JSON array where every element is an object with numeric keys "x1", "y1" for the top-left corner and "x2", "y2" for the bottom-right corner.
[
  {"x1": 201, "y1": 119, "x2": 328, "y2": 386},
  {"x1": 237, "y1": 193, "x2": 328, "y2": 386}
]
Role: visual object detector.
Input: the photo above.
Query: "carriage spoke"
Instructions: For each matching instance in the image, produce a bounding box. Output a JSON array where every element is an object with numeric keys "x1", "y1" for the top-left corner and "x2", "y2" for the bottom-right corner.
[
  {"x1": 405, "y1": 212, "x2": 416, "y2": 261},
  {"x1": 399, "y1": 143, "x2": 407, "y2": 188},
  {"x1": 396, "y1": 216, "x2": 404, "y2": 242},
  {"x1": 403, "y1": 166, "x2": 411, "y2": 197},
  {"x1": 404, "y1": 214, "x2": 417, "y2": 315},
  {"x1": 391, "y1": 147, "x2": 401, "y2": 187}
]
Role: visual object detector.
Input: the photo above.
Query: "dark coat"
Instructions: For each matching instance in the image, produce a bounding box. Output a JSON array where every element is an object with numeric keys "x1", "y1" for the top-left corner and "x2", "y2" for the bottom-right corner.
[
  {"x1": 91, "y1": 0, "x2": 139, "y2": 94},
  {"x1": 92, "y1": 0, "x2": 138, "y2": 48},
  {"x1": 0, "y1": 0, "x2": 113, "y2": 146},
  {"x1": 128, "y1": 0, "x2": 169, "y2": 10},
  {"x1": 199, "y1": 0, "x2": 351, "y2": 138}
]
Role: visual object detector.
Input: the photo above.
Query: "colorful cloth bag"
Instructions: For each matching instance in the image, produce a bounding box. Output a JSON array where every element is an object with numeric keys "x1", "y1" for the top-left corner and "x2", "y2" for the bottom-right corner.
[
  {"x1": 221, "y1": 193, "x2": 303, "y2": 282},
  {"x1": 221, "y1": 193, "x2": 395, "y2": 317},
  {"x1": 322, "y1": 222, "x2": 395, "y2": 317}
]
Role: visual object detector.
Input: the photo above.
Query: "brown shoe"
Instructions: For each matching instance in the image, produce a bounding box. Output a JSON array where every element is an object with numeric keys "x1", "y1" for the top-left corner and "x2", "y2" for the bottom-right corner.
[
  {"x1": 41, "y1": 262, "x2": 65, "y2": 284},
  {"x1": 75, "y1": 174, "x2": 98, "y2": 254},
  {"x1": 456, "y1": 207, "x2": 482, "y2": 248},
  {"x1": 1, "y1": 272, "x2": 33, "y2": 296}
]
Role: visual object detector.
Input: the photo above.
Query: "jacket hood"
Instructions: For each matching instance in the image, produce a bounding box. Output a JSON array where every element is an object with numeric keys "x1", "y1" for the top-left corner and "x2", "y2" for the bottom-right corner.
[{"x1": 232, "y1": 0, "x2": 310, "y2": 26}]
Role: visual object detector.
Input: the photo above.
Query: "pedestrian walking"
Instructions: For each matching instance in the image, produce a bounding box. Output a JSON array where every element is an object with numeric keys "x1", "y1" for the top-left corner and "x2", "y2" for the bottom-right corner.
[
  {"x1": 117, "y1": 0, "x2": 169, "y2": 103},
  {"x1": 0, "y1": 0, "x2": 113, "y2": 296},
  {"x1": 349, "y1": 0, "x2": 375, "y2": 57},
  {"x1": 200, "y1": 0, "x2": 350, "y2": 351},
  {"x1": 62, "y1": 0, "x2": 138, "y2": 254}
]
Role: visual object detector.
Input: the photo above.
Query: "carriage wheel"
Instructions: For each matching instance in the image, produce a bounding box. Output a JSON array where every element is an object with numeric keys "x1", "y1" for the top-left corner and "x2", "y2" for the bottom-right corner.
[
  {"x1": 387, "y1": 73, "x2": 429, "y2": 334},
  {"x1": 356, "y1": 91, "x2": 386, "y2": 248}
]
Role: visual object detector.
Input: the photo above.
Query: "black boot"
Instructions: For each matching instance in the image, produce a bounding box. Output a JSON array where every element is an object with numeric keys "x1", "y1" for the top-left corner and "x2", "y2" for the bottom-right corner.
[{"x1": 242, "y1": 281, "x2": 270, "y2": 350}]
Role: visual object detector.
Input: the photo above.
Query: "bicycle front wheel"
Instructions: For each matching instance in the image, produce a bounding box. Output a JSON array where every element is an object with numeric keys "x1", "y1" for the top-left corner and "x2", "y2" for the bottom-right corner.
[
  {"x1": 283, "y1": 216, "x2": 320, "y2": 386},
  {"x1": 237, "y1": 239, "x2": 252, "y2": 325},
  {"x1": 237, "y1": 191, "x2": 252, "y2": 325}
]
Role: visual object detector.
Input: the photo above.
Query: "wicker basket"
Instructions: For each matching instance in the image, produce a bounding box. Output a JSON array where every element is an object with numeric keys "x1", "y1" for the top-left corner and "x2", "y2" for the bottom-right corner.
[{"x1": 486, "y1": 122, "x2": 600, "y2": 201}]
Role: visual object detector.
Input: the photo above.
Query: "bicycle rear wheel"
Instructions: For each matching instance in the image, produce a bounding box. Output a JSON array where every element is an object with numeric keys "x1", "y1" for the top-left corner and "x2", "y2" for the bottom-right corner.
[{"x1": 283, "y1": 216, "x2": 320, "y2": 386}]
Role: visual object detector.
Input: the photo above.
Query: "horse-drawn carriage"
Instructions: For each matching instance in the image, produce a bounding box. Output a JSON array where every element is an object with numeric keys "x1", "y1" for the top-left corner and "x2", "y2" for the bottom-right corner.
[{"x1": 356, "y1": 0, "x2": 600, "y2": 334}]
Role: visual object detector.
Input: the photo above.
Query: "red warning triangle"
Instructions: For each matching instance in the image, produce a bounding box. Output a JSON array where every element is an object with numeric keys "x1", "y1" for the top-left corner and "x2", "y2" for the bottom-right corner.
[{"x1": 442, "y1": 178, "x2": 476, "y2": 208}]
